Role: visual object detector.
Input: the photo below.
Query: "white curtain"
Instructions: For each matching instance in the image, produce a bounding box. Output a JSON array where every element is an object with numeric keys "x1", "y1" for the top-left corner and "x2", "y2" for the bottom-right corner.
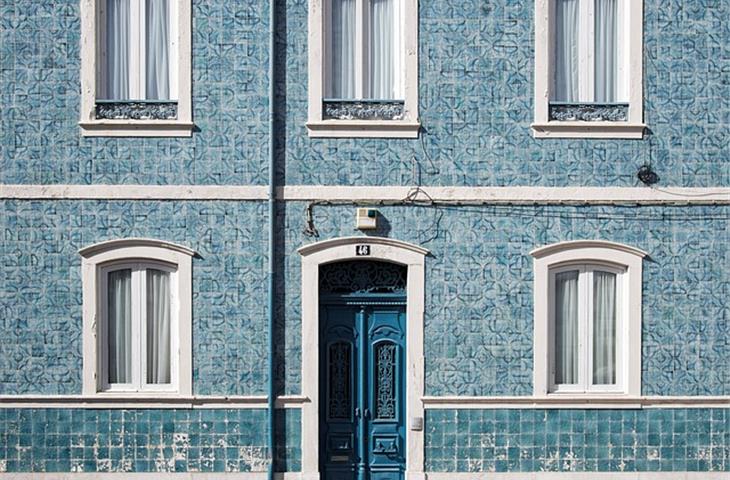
[
  {"x1": 595, "y1": 0, "x2": 617, "y2": 102},
  {"x1": 106, "y1": 0, "x2": 130, "y2": 99},
  {"x1": 108, "y1": 269, "x2": 132, "y2": 383},
  {"x1": 554, "y1": 0, "x2": 579, "y2": 102},
  {"x1": 146, "y1": 0, "x2": 170, "y2": 100},
  {"x1": 369, "y1": 0, "x2": 395, "y2": 99},
  {"x1": 331, "y1": 0, "x2": 356, "y2": 98},
  {"x1": 146, "y1": 269, "x2": 171, "y2": 384},
  {"x1": 555, "y1": 270, "x2": 579, "y2": 384},
  {"x1": 593, "y1": 271, "x2": 616, "y2": 384}
]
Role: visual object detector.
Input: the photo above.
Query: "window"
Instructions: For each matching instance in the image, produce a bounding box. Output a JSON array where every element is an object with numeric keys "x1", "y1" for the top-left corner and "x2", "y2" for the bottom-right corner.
[
  {"x1": 101, "y1": 262, "x2": 177, "y2": 392},
  {"x1": 307, "y1": 0, "x2": 420, "y2": 138},
  {"x1": 80, "y1": 0, "x2": 193, "y2": 137},
  {"x1": 531, "y1": 241, "x2": 646, "y2": 397},
  {"x1": 532, "y1": 0, "x2": 644, "y2": 138},
  {"x1": 81, "y1": 239, "x2": 194, "y2": 396}
]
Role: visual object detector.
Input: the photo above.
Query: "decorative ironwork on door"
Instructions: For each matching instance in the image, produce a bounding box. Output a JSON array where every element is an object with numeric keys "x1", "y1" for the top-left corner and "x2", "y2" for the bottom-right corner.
[
  {"x1": 374, "y1": 342, "x2": 396, "y2": 420},
  {"x1": 319, "y1": 260, "x2": 407, "y2": 296}
]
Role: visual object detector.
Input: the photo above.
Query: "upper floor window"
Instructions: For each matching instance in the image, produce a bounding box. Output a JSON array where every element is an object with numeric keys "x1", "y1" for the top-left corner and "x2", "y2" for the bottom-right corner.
[
  {"x1": 80, "y1": 239, "x2": 194, "y2": 396},
  {"x1": 307, "y1": 0, "x2": 420, "y2": 138},
  {"x1": 532, "y1": 0, "x2": 645, "y2": 139},
  {"x1": 80, "y1": 0, "x2": 193, "y2": 137},
  {"x1": 531, "y1": 240, "x2": 646, "y2": 397}
]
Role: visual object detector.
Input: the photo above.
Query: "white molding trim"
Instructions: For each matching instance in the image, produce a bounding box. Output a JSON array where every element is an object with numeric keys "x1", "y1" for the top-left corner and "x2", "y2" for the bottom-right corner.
[
  {"x1": 421, "y1": 395, "x2": 730, "y2": 410},
  {"x1": 80, "y1": 238, "x2": 195, "y2": 397},
  {"x1": 530, "y1": 240, "x2": 648, "y2": 260},
  {"x1": 299, "y1": 236, "x2": 428, "y2": 480},
  {"x1": 307, "y1": 0, "x2": 419, "y2": 138},
  {"x1": 79, "y1": 0, "x2": 193, "y2": 137},
  {"x1": 0, "y1": 395, "x2": 308, "y2": 409},
  {"x1": 530, "y1": 122, "x2": 646, "y2": 139},
  {"x1": 531, "y1": 240, "x2": 645, "y2": 398},
  {"x1": 1, "y1": 185, "x2": 728, "y2": 204},
  {"x1": 0, "y1": 474, "x2": 303, "y2": 480},
  {"x1": 306, "y1": 121, "x2": 421, "y2": 138},
  {"x1": 425, "y1": 473, "x2": 730, "y2": 480}
]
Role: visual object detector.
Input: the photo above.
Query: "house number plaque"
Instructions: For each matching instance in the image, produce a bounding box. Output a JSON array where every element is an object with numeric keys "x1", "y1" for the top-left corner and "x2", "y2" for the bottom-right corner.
[{"x1": 355, "y1": 245, "x2": 371, "y2": 256}]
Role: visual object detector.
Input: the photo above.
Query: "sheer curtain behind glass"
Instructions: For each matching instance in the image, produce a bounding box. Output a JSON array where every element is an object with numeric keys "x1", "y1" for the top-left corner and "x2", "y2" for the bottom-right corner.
[
  {"x1": 555, "y1": 270, "x2": 579, "y2": 384},
  {"x1": 105, "y1": 0, "x2": 130, "y2": 99},
  {"x1": 554, "y1": 0, "x2": 579, "y2": 102},
  {"x1": 594, "y1": 0, "x2": 617, "y2": 102},
  {"x1": 369, "y1": 0, "x2": 396, "y2": 99},
  {"x1": 331, "y1": 0, "x2": 356, "y2": 98},
  {"x1": 146, "y1": 0, "x2": 171, "y2": 100},
  {"x1": 108, "y1": 269, "x2": 132, "y2": 383},
  {"x1": 146, "y1": 269, "x2": 171, "y2": 384},
  {"x1": 593, "y1": 271, "x2": 616, "y2": 384}
]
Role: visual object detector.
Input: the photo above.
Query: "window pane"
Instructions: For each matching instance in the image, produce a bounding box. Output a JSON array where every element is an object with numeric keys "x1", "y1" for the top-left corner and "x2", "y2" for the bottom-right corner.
[
  {"x1": 369, "y1": 0, "x2": 397, "y2": 99},
  {"x1": 105, "y1": 0, "x2": 131, "y2": 99},
  {"x1": 330, "y1": 0, "x2": 356, "y2": 98},
  {"x1": 108, "y1": 269, "x2": 132, "y2": 383},
  {"x1": 146, "y1": 0, "x2": 171, "y2": 100},
  {"x1": 593, "y1": 271, "x2": 617, "y2": 384},
  {"x1": 554, "y1": 0, "x2": 579, "y2": 102},
  {"x1": 146, "y1": 269, "x2": 171, "y2": 384},
  {"x1": 555, "y1": 270, "x2": 579, "y2": 384},
  {"x1": 595, "y1": 0, "x2": 618, "y2": 102}
]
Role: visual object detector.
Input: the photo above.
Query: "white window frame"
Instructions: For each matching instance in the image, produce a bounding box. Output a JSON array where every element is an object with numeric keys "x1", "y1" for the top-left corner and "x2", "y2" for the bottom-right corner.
[
  {"x1": 79, "y1": 0, "x2": 193, "y2": 137},
  {"x1": 99, "y1": 260, "x2": 179, "y2": 393},
  {"x1": 80, "y1": 238, "x2": 194, "y2": 397},
  {"x1": 548, "y1": 263, "x2": 626, "y2": 394},
  {"x1": 532, "y1": 0, "x2": 645, "y2": 139},
  {"x1": 307, "y1": 0, "x2": 420, "y2": 138},
  {"x1": 531, "y1": 240, "x2": 646, "y2": 398}
]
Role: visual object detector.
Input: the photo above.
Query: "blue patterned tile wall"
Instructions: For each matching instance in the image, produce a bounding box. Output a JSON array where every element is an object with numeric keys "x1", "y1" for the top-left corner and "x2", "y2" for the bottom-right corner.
[
  {"x1": 283, "y1": 203, "x2": 729, "y2": 396},
  {"x1": 425, "y1": 409, "x2": 729, "y2": 472},
  {"x1": 0, "y1": 200, "x2": 270, "y2": 395},
  {"x1": 0, "y1": 408, "x2": 300, "y2": 473},
  {"x1": 1, "y1": 200, "x2": 727, "y2": 397},
  {"x1": 1, "y1": 0, "x2": 728, "y2": 186}
]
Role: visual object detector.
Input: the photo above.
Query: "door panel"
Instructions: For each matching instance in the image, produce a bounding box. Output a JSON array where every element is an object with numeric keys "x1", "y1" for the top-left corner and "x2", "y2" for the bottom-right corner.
[{"x1": 321, "y1": 303, "x2": 405, "y2": 480}]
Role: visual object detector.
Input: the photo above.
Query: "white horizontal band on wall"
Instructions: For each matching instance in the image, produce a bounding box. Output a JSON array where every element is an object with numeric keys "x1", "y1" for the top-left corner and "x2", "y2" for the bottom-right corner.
[
  {"x1": 0, "y1": 395, "x2": 308, "y2": 410},
  {"x1": 0, "y1": 395, "x2": 727, "y2": 410},
  {"x1": 0, "y1": 185, "x2": 728, "y2": 204},
  {"x1": 426, "y1": 473, "x2": 730, "y2": 480},
  {"x1": 421, "y1": 396, "x2": 730, "y2": 410}
]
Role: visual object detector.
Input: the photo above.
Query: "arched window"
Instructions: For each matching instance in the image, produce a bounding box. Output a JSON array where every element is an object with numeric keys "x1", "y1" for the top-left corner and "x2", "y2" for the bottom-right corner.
[
  {"x1": 531, "y1": 240, "x2": 646, "y2": 397},
  {"x1": 80, "y1": 239, "x2": 194, "y2": 396}
]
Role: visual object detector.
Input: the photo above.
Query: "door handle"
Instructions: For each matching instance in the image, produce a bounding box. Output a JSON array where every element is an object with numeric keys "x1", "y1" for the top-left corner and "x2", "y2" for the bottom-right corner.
[
  {"x1": 363, "y1": 408, "x2": 370, "y2": 419},
  {"x1": 355, "y1": 407, "x2": 361, "y2": 418}
]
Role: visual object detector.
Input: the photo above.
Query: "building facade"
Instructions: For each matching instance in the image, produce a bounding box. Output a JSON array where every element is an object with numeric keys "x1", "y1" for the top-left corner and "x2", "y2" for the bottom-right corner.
[{"x1": 0, "y1": 0, "x2": 728, "y2": 479}]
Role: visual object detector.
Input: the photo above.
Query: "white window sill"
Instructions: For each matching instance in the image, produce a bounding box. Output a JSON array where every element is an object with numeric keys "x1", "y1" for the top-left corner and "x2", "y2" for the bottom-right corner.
[
  {"x1": 306, "y1": 120, "x2": 421, "y2": 138},
  {"x1": 79, "y1": 120, "x2": 194, "y2": 137},
  {"x1": 531, "y1": 121, "x2": 646, "y2": 139}
]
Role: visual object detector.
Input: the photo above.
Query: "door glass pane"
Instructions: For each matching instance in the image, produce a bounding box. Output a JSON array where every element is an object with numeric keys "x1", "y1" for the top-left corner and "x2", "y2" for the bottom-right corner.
[
  {"x1": 108, "y1": 269, "x2": 132, "y2": 383},
  {"x1": 104, "y1": 0, "x2": 131, "y2": 99},
  {"x1": 554, "y1": 270, "x2": 579, "y2": 384},
  {"x1": 369, "y1": 0, "x2": 396, "y2": 99},
  {"x1": 146, "y1": 0, "x2": 171, "y2": 100},
  {"x1": 374, "y1": 342, "x2": 396, "y2": 419},
  {"x1": 328, "y1": 342, "x2": 352, "y2": 420},
  {"x1": 553, "y1": 0, "x2": 579, "y2": 102},
  {"x1": 330, "y1": 0, "x2": 356, "y2": 98},
  {"x1": 595, "y1": 0, "x2": 618, "y2": 102},
  {"x1": 146, "y1": 269, "x2": 171, "y2": 384},
  {"x1": 593, "y1": 270, "x2": 617, "y2": 385}
]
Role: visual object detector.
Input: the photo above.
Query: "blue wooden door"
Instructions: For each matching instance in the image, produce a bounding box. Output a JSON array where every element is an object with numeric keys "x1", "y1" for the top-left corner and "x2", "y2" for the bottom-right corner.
[{"x1": 320, "y1": 302, "x2": 406, "y2": 480}]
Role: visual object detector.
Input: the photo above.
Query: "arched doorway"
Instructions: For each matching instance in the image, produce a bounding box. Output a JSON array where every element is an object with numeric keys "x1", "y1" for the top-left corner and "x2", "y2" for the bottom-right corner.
[{"x1": 298, "y1": 237, "x2": 428, "y2": 480}]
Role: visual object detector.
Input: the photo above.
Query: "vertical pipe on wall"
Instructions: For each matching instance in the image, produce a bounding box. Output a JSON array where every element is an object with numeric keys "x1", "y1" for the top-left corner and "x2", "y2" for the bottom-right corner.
[{"x1": 267, "y1": 0, "x2": 277, "y2": 477}]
